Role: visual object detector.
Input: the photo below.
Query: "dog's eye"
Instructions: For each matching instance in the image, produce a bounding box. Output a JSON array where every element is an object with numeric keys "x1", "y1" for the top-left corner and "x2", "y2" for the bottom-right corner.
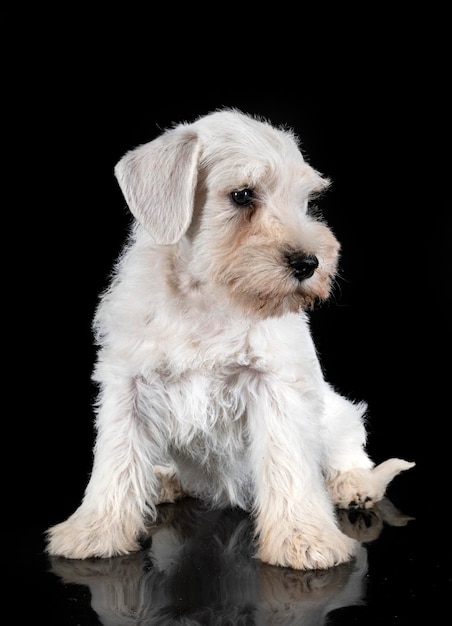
[{"x1": 231, "y1": 188, "x2": 255, "y2": 207}]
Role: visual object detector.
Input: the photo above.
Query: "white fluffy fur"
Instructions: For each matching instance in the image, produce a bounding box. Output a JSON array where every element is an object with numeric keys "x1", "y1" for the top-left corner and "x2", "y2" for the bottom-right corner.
[{"x1": 46, "y1": 109, "x2": 414, "y2": 570}]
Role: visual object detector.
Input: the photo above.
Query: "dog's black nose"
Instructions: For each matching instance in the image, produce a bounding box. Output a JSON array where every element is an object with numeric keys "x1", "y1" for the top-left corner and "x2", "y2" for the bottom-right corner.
[{"x1": 287, "y1": 254, "x2": 319, "y2": 281}]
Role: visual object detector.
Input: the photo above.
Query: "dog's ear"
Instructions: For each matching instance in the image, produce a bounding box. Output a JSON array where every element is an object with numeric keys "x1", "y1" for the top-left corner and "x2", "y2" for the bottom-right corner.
[{"x1": 114, "y1": 128, "x2": 202, "y2": 244}]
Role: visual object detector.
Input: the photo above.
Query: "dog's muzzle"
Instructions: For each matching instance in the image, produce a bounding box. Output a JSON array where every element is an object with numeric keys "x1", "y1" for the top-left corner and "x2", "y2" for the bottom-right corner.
[{"x1": 287, "y1": 253, "x2": 319, "y2": 281}]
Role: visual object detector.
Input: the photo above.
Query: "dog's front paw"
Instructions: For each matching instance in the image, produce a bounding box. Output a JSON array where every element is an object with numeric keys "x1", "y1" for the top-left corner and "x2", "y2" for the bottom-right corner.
[
  {"x1": 328, "y1": 458, "x2": 416, "y2": 510},
  {"x1": 257, "y1": 526, "x2": 359, "y2": 571},
  {"x1": 46, "y1": 514, "x2": 143, "y2": 560}
]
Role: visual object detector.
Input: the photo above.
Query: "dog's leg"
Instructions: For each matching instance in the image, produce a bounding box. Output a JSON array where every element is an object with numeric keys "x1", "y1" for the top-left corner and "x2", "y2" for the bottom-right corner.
[
  {"x1": 321, "y1": 385, "x2": 415, "y2": 509},
  {"x1": 246, "y1": 380, "x2": 359, "y2": 571},
  {"x1": 46, "y1": 377, "x2": 164, "y2": 559}
]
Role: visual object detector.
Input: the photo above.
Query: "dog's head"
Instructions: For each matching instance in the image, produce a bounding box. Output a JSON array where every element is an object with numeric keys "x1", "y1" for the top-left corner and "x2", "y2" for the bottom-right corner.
[{"x1": 115, "y1": 108, "x2": 340, "y2": 317}]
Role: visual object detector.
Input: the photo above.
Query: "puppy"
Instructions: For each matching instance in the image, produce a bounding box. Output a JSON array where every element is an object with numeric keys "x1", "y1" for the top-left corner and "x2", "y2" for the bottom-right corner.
[{"x1": 46, "y1": 108, "x2": 414, "y2": 569}]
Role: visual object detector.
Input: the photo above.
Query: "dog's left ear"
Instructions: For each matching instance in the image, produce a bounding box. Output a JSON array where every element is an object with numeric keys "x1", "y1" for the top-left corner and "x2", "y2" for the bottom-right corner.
[{"x1": 114, "y1": 127, "x2": 202, "y2": 244}]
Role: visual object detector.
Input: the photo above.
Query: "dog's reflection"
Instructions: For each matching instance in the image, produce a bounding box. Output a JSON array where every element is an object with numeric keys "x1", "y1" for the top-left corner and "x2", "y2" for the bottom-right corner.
[{"x1": 50, "y1": 497, "x2": 413, "y2": 626}]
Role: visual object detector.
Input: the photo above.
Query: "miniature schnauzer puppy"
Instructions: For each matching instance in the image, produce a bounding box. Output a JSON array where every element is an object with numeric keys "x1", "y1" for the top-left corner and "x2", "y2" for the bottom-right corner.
[{"x1": 46, "y1": 109, "x2": 414, "y2": 570}]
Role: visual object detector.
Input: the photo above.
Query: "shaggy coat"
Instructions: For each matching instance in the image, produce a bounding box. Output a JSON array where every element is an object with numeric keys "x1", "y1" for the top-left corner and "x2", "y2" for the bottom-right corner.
[{"x1": 46, "y1": 109, "x2": 414, "y2": 570}]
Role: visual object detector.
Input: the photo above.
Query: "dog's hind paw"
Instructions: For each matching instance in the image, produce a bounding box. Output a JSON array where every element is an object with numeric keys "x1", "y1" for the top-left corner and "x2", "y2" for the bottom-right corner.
[
  {"x1": 154, "y1": 465, "x2": 187, "y2": 504},
  {"x1": 328, "y1": 458, "x2": 416, "y2": 510}
]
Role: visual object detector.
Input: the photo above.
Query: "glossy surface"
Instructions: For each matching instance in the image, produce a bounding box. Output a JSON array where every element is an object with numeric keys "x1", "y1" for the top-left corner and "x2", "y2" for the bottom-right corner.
[{"x1": 14, "y1": 465, "x2": 445, "y2": 625}]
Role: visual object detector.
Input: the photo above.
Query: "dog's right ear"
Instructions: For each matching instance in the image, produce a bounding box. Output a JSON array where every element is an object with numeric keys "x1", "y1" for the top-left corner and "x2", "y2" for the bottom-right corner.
[{"x1": 114, "y1": 128, "x2": 202, "y2": 245}]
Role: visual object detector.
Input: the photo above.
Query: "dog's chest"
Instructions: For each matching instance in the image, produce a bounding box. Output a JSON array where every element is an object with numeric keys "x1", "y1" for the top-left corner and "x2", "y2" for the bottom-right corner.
[
  {"x1": 144, "y1": 311, "x2": 321, "y2": 429},
  {"x1": 144, "y1": 357, "x2": 252, "y2": 474}
]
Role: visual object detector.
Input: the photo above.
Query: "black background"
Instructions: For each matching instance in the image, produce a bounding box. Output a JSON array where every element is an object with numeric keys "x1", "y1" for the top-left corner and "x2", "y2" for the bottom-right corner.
[{"x1": 6, "y1": 8, "x2": 449, "y2": 624}]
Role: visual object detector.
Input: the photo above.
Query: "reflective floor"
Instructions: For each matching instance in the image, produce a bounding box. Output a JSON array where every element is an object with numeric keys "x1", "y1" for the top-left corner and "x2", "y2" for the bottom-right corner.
[{"x1": 14, "y1": 469, "x2": 446, "y2": 625}]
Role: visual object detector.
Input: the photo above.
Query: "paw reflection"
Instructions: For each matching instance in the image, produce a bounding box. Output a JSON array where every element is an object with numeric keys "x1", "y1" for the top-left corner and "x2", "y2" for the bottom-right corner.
[
  {"x1": 337, "y1": 497, "x2": 415, "y2": 543},
  {"x1": 49, "y1": 497, "x2": 413, "y2": 625}
]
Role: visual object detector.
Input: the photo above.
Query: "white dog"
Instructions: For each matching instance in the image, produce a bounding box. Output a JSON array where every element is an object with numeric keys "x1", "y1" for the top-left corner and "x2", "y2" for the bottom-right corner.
[{"x1": 46, "y1": 109, "x2": 414, "y2": 570}]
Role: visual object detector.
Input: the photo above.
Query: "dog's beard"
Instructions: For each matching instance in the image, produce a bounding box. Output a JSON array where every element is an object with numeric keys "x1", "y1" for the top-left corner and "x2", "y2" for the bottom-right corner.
[
  {"x1": 225, "y1": 266, "x2": 337, "y2": 318},
  {"x1": 206, "y1": 234, "x2": 340, "y2": 319}
]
